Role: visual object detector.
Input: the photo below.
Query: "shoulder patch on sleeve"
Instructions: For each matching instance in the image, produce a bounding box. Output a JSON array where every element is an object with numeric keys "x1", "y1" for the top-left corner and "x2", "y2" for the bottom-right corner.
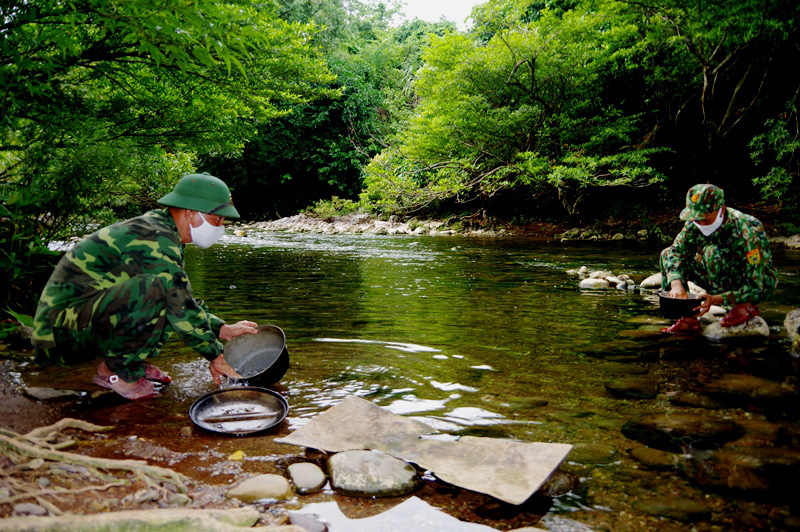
[{"x1": 746, "y1": 248, "x2": 761, "y2": 265}]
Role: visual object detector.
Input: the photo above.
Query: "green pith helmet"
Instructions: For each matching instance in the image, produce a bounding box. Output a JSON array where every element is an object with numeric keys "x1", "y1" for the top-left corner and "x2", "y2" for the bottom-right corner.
[
  {"x1": 679, "y1": 183, "x2": 724, "y2": 222},
  {"x1": 158, "y1": 173, "x2": 240, "y2": 219}
]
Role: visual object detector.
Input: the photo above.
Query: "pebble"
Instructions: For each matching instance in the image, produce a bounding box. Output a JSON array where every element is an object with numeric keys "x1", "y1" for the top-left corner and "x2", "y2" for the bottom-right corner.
[
  {"x1": 13, "y1": 503, "x2": 47, "y2": 516},
  {"x1": 226, "y1": 474, "x2": 293, "y2": 502},
  {"x1": 287, "y1": 462, "x2": 327, "y2": 494}
]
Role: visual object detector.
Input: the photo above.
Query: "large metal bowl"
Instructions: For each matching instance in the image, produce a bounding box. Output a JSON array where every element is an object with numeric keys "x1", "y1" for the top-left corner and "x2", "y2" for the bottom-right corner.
[
  {"x1": 658, "y1": 291, "x2": 704, "y2": 319},
  {"x1": 189, "y1": 387, "x2": 289, "y2": 436},
  {"x1": 223, "y1": 324, "x2": 289, "y2": 386}
]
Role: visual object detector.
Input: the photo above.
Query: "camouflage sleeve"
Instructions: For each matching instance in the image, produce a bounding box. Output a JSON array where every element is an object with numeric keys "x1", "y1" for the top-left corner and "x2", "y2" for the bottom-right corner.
[
  {"x1": 661, "y1": 224, "x2": 694, "y2": 285},
  {"x1": 195, "y1": 299, "x2": 226, "y2": 337},
  {"x1": 159, "y1": 254, "x2": 225, "y2": 362},
  {"x1": 724, "y1": 217, "x2": 779, "y2": 305}
]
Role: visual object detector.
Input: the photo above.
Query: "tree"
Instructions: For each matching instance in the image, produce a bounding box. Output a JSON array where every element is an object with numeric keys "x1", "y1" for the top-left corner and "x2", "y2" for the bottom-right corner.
[
  {"x1": 0, "y1": 0, "x2": 335, "y2": 312},
  {"x1": 362, "y1": 2, "x2": 667, "y2": 218},
  {"x1": 623, "y1": 0, "x2": 800, "y2": 183}
]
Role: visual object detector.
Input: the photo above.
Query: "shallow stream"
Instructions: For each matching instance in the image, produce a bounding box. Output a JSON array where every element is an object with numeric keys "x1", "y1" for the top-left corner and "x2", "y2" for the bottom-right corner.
[{"x1": 9, "y1": 232, "x2": 800, "y2": 530}]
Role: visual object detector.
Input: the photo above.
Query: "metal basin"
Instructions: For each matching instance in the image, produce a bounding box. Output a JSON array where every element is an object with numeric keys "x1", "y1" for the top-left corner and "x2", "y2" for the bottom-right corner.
[
  {"x1": 658, "y1": 291, "x2": 704, "y2": 319},
  {"x1": 189, "y1": 387, "x2": 289, "y2": 435},
  {"x1": 223, "y1": 324, "x2": 289, "y2": 386}
]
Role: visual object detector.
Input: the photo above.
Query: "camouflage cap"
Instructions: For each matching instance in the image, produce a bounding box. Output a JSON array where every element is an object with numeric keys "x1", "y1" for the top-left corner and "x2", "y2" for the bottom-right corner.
[
  {"x1": 158, "y1": 173, "x2": 240, "y2": 219},
  {"x1": 679, "y1": 184, "x2": 725, "y2": 221}
]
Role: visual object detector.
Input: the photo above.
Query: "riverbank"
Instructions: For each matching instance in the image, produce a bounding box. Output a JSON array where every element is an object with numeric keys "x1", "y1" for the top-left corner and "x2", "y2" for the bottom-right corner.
[{"x1": 236, "y1": 213, "x2": 800, "y2": 248}]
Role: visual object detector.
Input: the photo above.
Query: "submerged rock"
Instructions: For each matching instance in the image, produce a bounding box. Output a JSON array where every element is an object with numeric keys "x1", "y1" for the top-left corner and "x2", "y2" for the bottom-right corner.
[
  {"x1": 537, "y1": 470, "x2": 580, "y2": 497},
  {"x1": 568, "y1": 443, "x2": 618, "y2": 464},
  {"x1": 327, "y1": 450, "x2": 421, "y2": 497},
  {"x1": 604, "y1": 377, "x2": 659, "y2": 399},
  {"x1": 622, "y1": 413, "x2": 743, "y2": 453},
  {"x1": 633, "y1": 496, "x2": 711, "y2": 522},
  {"x1": 667, "y1": 391, "x2": 725, "y2": 410},
  {"x1": 629, "y1": 446, "x2": 681, "y2": 469},
  {"x1": 681, "y1": 447, "x2": 800, "y2": 495},
  {"x1": 703, "y1": 374, "x2": 797, "y2": 407}
]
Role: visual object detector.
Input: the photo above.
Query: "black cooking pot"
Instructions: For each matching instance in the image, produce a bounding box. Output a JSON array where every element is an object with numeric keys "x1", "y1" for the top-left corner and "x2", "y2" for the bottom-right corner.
[
  {"x1": 223, "y1": 324, "x2": 289, "y2": 386},
  {"x1": 189, "y1": 386, "x2": 289, "y2": 435},
  {"x1": 658, "y1": 291, "x2": 705, "y2": 319}
]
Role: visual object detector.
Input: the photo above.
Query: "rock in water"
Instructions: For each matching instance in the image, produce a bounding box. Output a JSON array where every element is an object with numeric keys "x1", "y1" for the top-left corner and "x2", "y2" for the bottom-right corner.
[
  {"x1": 225, "y1": 474, "x2": 293, "y2": 502},
  {"x1": 327, "y1": 450, "x2": 421, "y2": 497},
  {"x1": 702, "y1": 316, "x2": 769, "y2": 340},
  {"x1": 622, "y1": 413, "x2": 743, "y2": 453},
  {"x1": 288, "y1": 462, "x2": 327, "y2": 494},
  {"x1": 579, "y1": 278, "x2": 609, "y2": 289}
]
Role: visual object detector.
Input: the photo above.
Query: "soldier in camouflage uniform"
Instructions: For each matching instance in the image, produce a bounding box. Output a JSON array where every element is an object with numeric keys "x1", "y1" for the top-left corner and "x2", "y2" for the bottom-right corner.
[
  {"x1": 32, "y1": 173, "x2": 257, "y2": 399},
  {"x1": 660, "y1": 183, "x2": 779, "y2": 334}
]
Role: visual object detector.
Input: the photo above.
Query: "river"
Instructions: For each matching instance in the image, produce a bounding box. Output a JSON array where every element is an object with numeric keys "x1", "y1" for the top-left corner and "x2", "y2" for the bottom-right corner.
[{"x1": 8, "y1": 232, "x2": 800, "y2": 530}]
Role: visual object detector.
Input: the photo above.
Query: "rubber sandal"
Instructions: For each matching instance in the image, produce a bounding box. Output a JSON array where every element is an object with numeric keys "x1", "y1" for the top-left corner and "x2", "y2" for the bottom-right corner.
[
  {"x1": 720, "y1": 304, "x2": 759, "y2": 328},
  {"x1": 93, "y1": 374, "x2": 159, "y2": 400},
  {"x1": 661, "y1": 317, "x2": 702, "y2": 335},
  {"x1": 145, "y1": 363, "x2": 172, "y2": 384}
]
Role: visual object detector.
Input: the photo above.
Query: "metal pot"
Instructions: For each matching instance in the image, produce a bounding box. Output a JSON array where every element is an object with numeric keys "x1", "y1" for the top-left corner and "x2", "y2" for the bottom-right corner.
[
  {"x1": 658, "y1": 291, "x2": 704, "y2": 319},
  {"x1": 223, "y1": 324, "x2": 289, "y2": 386},
  {"x1": 189, "y1": 386, "x2": 289, "y2": 435}
]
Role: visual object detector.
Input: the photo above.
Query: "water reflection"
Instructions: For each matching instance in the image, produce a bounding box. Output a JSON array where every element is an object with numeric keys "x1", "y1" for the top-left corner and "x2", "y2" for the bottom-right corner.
[{"x1": 21, "y1": 232, "x2": 799, "y2": 529}]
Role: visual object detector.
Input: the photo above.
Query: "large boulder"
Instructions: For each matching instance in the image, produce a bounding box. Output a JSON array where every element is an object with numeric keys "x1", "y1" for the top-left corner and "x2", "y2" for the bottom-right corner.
[
  {"x1": 327, "y1": 450, "x2": 421, "y2": 498},
  {"x1": 702, "y1": 316, "x2": 769, "y2": 341}
]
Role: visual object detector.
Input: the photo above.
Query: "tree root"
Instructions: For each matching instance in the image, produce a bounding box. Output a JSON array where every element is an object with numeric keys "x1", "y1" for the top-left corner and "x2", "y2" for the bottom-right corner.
[{"x1": 0, "y1": 417, "x2": 190, "y2": 517}]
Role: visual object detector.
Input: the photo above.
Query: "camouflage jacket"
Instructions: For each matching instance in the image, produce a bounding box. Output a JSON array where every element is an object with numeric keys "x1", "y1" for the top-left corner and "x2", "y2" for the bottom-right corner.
[
  {"x1": 32, "y1": 209, "x2": 225, "y2": 360},
  {"x1": 663, "y1": 207, "x2": 779, "y2": 304}
]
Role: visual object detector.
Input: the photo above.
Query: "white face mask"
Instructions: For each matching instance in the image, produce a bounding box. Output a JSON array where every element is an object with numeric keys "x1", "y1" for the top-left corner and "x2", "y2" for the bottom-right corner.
[
  {"x1": 189, "y1": 212, "x2": 225, "y2": 248},
  {"x1": 693, "y1": 208, "x2": 724, "y2": 236}
]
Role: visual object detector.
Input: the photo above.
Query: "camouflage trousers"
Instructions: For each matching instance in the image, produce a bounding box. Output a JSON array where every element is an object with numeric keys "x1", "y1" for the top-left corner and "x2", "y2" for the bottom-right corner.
[
  {"x1": 34, "y1": 275, "x2": 173, "y2": 382},
  {"x1": 659, "y1": 244, "x2": 774, "y2": 302}
]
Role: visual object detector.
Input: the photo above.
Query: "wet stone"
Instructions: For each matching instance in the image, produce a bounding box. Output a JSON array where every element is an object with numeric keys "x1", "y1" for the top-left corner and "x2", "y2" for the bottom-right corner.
[
  {"x1": 703, "y1": 373, "x2": 797, "y2": 406},
  {"x1": 287, "y1": 461, "x2": 327, "y2": 494},
  {"x1": 621, "y1": 413, "x2": 743, "y2": 453},
  {"x1": 667, "y1": 391, "x2": 725, "y2": 409},
  {"x1": 537, "y1": 470, "x2": 580, "y2": 497},
  {"x1": 703, "y1": 316, "x2": 770, "y2": 340},
  {"x1": 604, "y1": 377, "x2": 659, "y2": 399},
  {"x1": 633, "y1": 496, "x2": 711, "y2": 522},
  {"x1": 681, "y1": 447, "x2": 800, "y2": 495},
  {"x1": 23, "y1": 387, "x2": 84, "y2": 402},
  {"x1": 629, "y1": 446, "x2": 680, "y2": 469},
  {"x1": 226, "y1": 474, "x2": 293, "y2": 502},
  {"x1": 327, "y1": 450, "x2": 421, "y2": 498},
  {"x1": 568, "y1": 443, "x2": 618, "y2": 464},
  {"x1": 595, "y1": 362, "x2": 649, "y2": 375}
]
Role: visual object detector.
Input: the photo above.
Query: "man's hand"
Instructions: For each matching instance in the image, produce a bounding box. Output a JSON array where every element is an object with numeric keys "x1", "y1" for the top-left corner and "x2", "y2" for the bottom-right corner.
[
  {"x1": 668, "y1": 279, "x2": 688, "y2": 299},
  {"x1": 694, "y1": 293, "x2": 723, "y2": 317},
  {"x1": 209, "y1": 354, "x2": 243, "y2": 387},
  {"x1": 219, "y1": 320, "x2": 259, "y2": 341}
]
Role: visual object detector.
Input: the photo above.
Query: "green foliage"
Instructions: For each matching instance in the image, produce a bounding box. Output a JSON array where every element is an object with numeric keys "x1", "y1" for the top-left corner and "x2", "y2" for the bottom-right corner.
[
  {"x1": 362, "y1": 3, "x2": 668, "y2": 217},
  {"x1": 750, "y1": 102, "x2": 800, "y2": 207},
  {"x1": 304, "y1": 196, "x2": 361, "y2": 219},
  {"x1": 0, "y1": 0, "x2": 335, "y2": 310}
]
